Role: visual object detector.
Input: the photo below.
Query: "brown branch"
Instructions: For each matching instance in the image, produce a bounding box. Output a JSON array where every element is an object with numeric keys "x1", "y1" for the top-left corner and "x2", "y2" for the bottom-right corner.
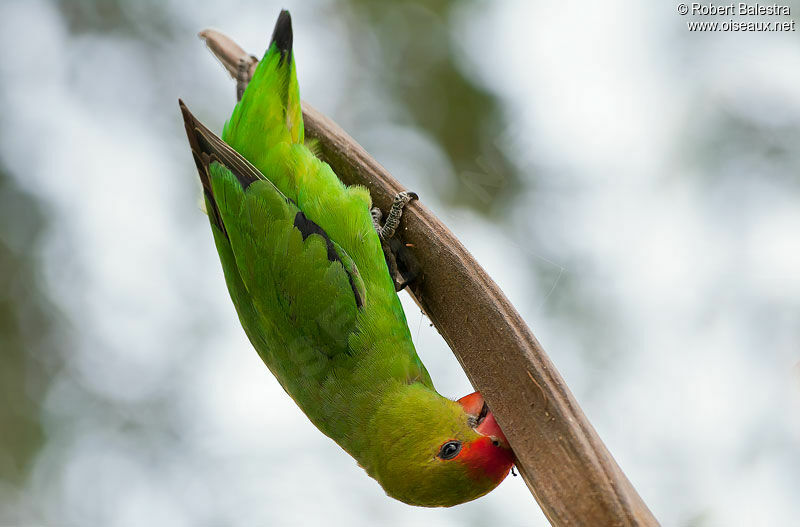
[{"x1": 197, "y1": 31, "x2": 659, "y2": 526}]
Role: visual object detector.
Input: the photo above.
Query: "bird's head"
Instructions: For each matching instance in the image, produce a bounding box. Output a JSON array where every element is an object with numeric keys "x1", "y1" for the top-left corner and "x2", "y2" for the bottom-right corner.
[{"x1": 364, "y1": 384, "x2": 515, "y2": 507}]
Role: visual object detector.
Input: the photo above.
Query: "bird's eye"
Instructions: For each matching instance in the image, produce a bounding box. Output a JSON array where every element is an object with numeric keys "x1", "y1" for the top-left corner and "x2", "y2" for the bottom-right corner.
[{"x1": 437, "y1": 440, "x2": 462, "y2": 460}]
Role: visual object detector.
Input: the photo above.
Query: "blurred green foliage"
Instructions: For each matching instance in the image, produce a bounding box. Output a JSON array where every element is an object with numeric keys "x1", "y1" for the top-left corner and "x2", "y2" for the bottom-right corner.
[
  {"x1": 342, "y1": 0, "x2": 523, "y2": 214},
  {"x1": 56, "y1": 0, "x2": 176, "y2": 38},
  {"x1": 0, "y1": 165, "x2": 61, "y2": 485}
]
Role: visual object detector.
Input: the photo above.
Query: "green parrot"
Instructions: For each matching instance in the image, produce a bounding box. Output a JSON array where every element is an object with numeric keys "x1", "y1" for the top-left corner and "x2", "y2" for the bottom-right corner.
[{"x1": 180, "y1": 10, "x2": 514, "y2": 507}]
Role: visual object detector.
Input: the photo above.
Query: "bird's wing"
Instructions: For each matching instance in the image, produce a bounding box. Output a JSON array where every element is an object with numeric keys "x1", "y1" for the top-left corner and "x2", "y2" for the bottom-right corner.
[{"x1": 181, "y1": 101, "x2": 365, "y2": 361}]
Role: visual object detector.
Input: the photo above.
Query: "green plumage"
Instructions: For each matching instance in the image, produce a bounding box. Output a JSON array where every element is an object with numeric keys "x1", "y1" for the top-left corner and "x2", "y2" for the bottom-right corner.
[{"x1": 182, "y1": 10, "x2": 511, "y2": 507}]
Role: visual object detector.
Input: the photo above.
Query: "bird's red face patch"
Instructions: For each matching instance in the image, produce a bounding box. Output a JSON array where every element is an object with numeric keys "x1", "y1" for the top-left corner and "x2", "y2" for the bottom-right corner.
[
  {"x1": 457, "y1": 435, "x2": 515, "y2": 483},
  {"x1": 456, "y1": 392, "x2": 515, "y2": 483}
]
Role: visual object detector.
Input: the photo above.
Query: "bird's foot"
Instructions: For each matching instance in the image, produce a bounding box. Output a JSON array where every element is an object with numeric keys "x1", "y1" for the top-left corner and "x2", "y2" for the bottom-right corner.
[
  {"x1": 236, "y1": 55, "x2": 258, "y2": 101},
  {"x1": 372, "y1": 191, "x2": 418, "y2": 240},
  {"x1": 372, "y1": 191, "x2": 420, "y2": 291}
]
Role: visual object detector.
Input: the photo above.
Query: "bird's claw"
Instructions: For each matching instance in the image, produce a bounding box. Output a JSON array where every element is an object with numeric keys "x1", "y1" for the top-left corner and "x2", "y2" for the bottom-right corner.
[
  {"x1": 373, "y1": 191, "x2": 418, "y2": 240},
  {"x1": 236, "y1": 55, "x2": 258, "y2": 101},
  {"x1": 373, "y1": 191, "x2": 420, "y2": 291}
]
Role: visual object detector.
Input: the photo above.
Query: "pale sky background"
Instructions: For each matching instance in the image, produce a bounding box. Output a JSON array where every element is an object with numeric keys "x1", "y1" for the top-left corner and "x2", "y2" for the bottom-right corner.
[{"x1": 1, "y1": 1, "x2": 799, "y2": 526}]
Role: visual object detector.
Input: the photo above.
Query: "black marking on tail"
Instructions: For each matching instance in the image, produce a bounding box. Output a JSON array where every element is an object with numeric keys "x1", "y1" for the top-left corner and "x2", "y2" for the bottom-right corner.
[
  {"x1": 271, "y1": 10, "x2": 293, "y2": 65},
  {"x1": 293, "y1": 211, "x2": 364, "y2": 308}
]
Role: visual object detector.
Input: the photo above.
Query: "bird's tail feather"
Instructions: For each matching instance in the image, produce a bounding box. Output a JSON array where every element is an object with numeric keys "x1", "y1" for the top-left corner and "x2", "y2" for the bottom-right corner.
[{"x1": 222, "y1": 10, "x2": 304, "y2": 158}]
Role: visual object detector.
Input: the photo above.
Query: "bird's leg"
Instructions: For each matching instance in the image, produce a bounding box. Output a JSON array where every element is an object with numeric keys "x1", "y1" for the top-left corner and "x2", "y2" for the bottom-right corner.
[
  {"x1": 372, "y1": 191, "x2": 418, "y2": 240},
  {"x1": 236, "y1": 55, "x2": 258, "y2": 101},
  {"x1": 372, "y1": 191, "x2": 420, "y2": 291}
]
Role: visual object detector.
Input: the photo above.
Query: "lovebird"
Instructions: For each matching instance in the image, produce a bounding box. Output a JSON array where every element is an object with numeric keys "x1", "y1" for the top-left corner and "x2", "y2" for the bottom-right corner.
[{"x1": 180, "y1": 10, "x2": 514, "y2": 507}]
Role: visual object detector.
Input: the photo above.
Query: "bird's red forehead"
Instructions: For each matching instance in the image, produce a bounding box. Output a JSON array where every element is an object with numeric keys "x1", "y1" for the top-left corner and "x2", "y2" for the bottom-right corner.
[
  {"x1": 458, "y1": 391, "x2": 485, "y2": 416},
  {"x1": 458, "y1": 391, "x2": 510, "y2": 447}
]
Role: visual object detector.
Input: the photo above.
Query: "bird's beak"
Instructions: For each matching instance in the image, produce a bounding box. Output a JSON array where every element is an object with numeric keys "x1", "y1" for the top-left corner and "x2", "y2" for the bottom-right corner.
[{"x1": 458, "y1": 392, "x2": 510, "y2": 449}]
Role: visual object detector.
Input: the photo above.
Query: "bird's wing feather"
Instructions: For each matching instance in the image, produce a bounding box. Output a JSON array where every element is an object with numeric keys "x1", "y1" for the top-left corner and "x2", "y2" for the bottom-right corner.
[
  {"x1": 180, "y1": 100, "x2": 363, "y2": 362},
  {"x1": 211, "y1": 166, "x2": 361, "y2": 355}
]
